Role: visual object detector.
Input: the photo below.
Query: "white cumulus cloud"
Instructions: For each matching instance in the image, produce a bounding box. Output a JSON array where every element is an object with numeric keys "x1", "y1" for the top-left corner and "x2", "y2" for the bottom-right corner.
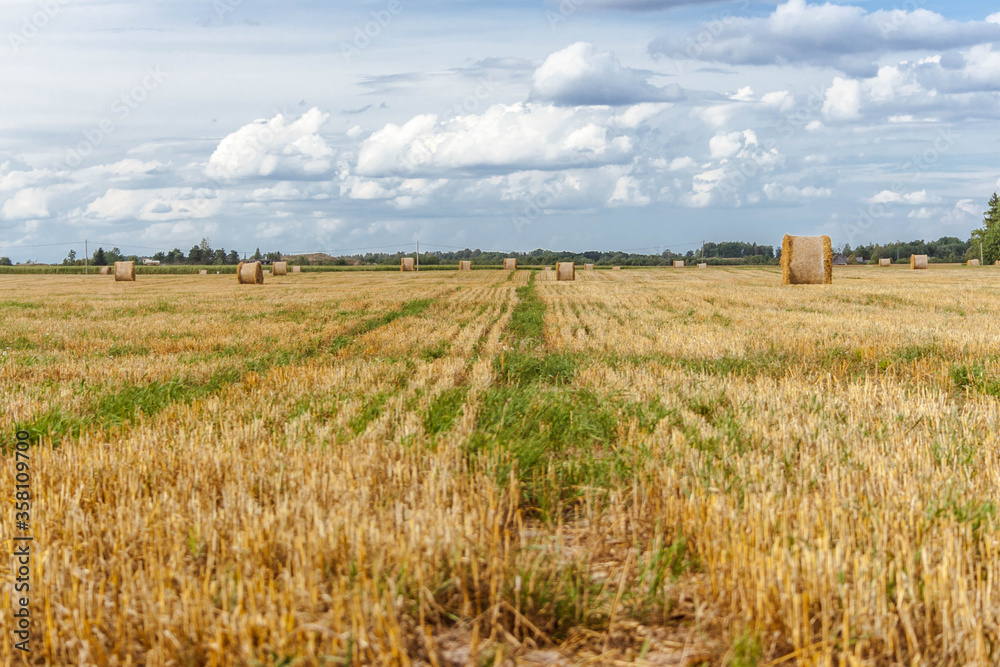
[{"x1": 206, "y1": 108, "x2": 334, "y2": 182}]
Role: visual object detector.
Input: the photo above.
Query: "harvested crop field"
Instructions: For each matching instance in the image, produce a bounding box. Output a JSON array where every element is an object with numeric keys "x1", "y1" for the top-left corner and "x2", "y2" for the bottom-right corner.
[{"x1": 1, "y1": 266, "x2": 999, "y2": 665}]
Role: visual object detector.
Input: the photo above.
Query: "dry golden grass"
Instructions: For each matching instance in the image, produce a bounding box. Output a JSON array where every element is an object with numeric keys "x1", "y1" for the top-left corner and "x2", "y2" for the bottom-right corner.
[{"x1": 1, "y1": 266, "x2": 999, "y2": 665}]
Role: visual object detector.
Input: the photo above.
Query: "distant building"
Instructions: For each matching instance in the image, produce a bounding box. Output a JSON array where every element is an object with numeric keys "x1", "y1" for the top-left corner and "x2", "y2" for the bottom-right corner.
[
  {"x1": 143, "y1": 259, "x2": 161, "y2": 266},
  {"x1": 832, "y1": 254, "x2": 848, "y2": 266}
]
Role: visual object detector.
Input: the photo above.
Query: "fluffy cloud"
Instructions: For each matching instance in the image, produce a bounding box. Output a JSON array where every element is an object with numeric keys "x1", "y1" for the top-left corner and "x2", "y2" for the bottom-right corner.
[
  {"x1": 355, "y1": 103, "x2": 639, "y2": 177},
  {"x1": 1, "y1": 188, "x2": 50, "y2": 220},
  {"x1": 205, "y1": 108, "x2": 334, "y2": 182},
  {"x1": 531, "y1": 42, "x2": 684, "y2": 106},
  {"x1": 649, "y1": 0, "x2": 1000, "y2": 74},
  {"x1": 83, "y1": 188, "x2": 220, "y2": 221},
  {"x1": 763, "y1": 183, "x2": 833, "y2": 200},
  {"x1": 866, "y1": 190, "x2": 940, "y2": 205}
]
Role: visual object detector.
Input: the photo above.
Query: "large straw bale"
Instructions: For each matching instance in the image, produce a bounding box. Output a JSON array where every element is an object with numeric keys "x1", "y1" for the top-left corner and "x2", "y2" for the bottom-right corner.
[
  {"x1": 273, "y1": 261, "x2": 288, "y2": 275},
  {"x1": 459, "y1": 261, "x2": 471, "y2": 271},
  {"x1": 556, "y1": 262, "x2": 575, "y2": 281},
  {"x1": 673, "y1": 261, "x2": 684, "y2": 268},
  {"x1": 584, "y1": 263, "x2": 594, "y2": 271},
  {"x1": 969, "y1": 259, "x2": 981, "y2": 266},
  {"x1": 237, "y1": 261, "x2": 264, "y2": 284},
  {"x1": 910, "y1": 254, "x2": 928, "y2": 270},
  {"x1": 114, "y1": 261, "x2": 136, "y2": 282},
  {"x1": 504, "y1": 258, "x2": 517, "y2": 270},
  {"x1": 401, "y1": 257, "x2": 415, "y2": 272},
  {"x1": 291, "y1": 266, "x2": 302, "y2": 273},
  {"x1": 781, "y1": 234, "x2": 833, "y2": 285},
  {"x1": 879, "y1": 258, "x2": 891, "y2": 267},
  {"x1": 199, "y1": 270, "x2": 208, "y2": 275},
  {"x1": 99, "y1": 266, "x2": 112, "y2": 275},
  {"x1": 697, "y1": 263, "x2": 707, "y2": 269}
]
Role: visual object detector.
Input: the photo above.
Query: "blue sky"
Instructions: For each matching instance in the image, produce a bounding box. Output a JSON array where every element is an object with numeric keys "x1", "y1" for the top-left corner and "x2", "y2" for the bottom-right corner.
[{"x1": 2, "y1": 0, "x2": 999, "y2": 261}]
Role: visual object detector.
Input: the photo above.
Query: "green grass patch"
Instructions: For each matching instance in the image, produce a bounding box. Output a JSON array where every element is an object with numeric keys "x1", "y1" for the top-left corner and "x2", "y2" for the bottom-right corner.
[
  {"x1": 350, "y1": 393, "x2": 389, "y2": 434},
  {"x1": 423, "y1": 386, "x2": 468, "y2": 436}
]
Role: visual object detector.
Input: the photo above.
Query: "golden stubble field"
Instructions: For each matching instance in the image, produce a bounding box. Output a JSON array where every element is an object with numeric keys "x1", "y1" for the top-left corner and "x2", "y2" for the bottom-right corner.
[{"x1": 1, "y1": 265, "x2": 999, "y2": 666}]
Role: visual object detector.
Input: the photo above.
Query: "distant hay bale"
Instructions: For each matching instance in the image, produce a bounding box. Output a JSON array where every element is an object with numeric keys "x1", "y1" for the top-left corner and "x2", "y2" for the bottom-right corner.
[
  {"x1": 879, "y1": 258, "x2": 891, "y2": 267},
  {"x1": 996, "y1": 260, "x2": 1000, "y2": 266},
  {"x1": 114, "y1": 261, "x2": 136, "y2": 282},
  {"x1": 504, "y1": 258, "x2": 517, "y2": 270},
  {"x1": 459, "y1": 260, "x2": 472, "y2": 271},
  {"x1": 291, "y1": 266, "x2": 302, "y2": 273},
  {"x1": 556, "y1": 262, "x2": 575, "y2": 281},
  {"x1": 401, "y1": 257, "x2": 415, "y2": 272},
  {"x1": 99, "y1": 266, "x2": 111, "y2": 275},
  {"x1": 698, "y1": 263, "x2": 707, "y2": 269},
  {"x1": 237, "y1": 261, "x2": 264, "y2": 284},
  {"x1": 910, "y1": 254, "x2": 928, "y2": 270},
  {"x1": 673, "y1": 260, "x2": 684, "y2": 268},
  {"x1": 968, "y1": 259, "x2": 981, "y2": 266},
  {"x1": 781, "y1": 234, "x2": 833, "y2": 285},
  {"x1": 544, "y1": 266, "x2": 552, "y2": 271},
  {"x1": 199, "y1": 269, "x2": 208, "y2": 275},
  {"x1": 273, "y1": 261, "x2": 288, "y2": 275},
  {"x1": 612, "y1": 266, "x2": 621, "y2": 270},
  {"x1": 585, "y1": 263, "x2": 594, "y2": 270},
  {"x1": 263, "y1": 270, "x2": 271, "y2": 276}
]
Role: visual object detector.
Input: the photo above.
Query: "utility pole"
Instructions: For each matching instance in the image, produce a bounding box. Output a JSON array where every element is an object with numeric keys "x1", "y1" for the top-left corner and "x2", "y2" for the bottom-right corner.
[
  {"x1": 702, "y1": 240, "x2": 706, "y2": 260},
  {"x1": 84, "y1": 239, "x2": 88, "y2": 275},
  {"x1": 416, "y1": 241, "x2": 419, "y2": 272},
  {"x1": 981, "y1": 241, "x2": 984, "y2": 265}
]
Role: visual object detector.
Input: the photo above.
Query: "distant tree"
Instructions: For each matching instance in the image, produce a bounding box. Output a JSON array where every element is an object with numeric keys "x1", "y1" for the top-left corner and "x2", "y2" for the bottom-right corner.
[
  {"x1": 970, "y1": 192, "x2": 1000, "y2": 264},
  {"x1": 188, "y1": 245, "x2": 203, "y2": 264},
  {"x1": 226, "y1": 250, "x2": 239, "y2": 264},
  {"x1": 252, "y1": 247, "x2": 263, "y2": 261},
  {"x1": 0, "y1": 257, "x2": 12, "y2": 266},
  {"x1": 152, "y1": 251, "x2": 166, "y2": 262},
  {"x1": 265, "y1": 251, "x2": 282, "y2": 263},
  {"x1": 92, "y1": 247, "x2": 107, "y2": 266},
  {"x1": 63, "y1": 249, "x2": 77, "y2": 266},
  {"x1": 165, "y1": 248, "x2": 184, "y2": 264}
]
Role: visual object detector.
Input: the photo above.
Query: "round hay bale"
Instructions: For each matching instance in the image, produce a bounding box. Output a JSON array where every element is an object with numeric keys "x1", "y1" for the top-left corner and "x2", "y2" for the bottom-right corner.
[
  {"x1": 114, "y1": 261, "x2": 136, "y2": 282},
  {"x1": 673, "y1": 260, "x2": 684, "y2": 268},
  {"x1": 504, "y1": 258, "x2": 517, "y2": 270},
  {"x1": 612, "y1": 266, "x2": 621, "y2": 270},
  {"x1": 99, "y1": 266, "x2": 112, "y2": 275},
  {"x1": 556, "y1": 262, "x2": 575, "y2": 281},
  {"x1": 199, "y1": 269, "x2": 208, "y2": 275},
  {"x1": 878, "y1": 258, "x2": 891, "y2": 267},
  {"x1": 237, "y1": 261, "x2": 264, "y2": 284},
  {"x1": 968, "y1": 259, "x2": 981, "y2": 266},
  {"x1": 584, "y1": 263, "x2": 594, "y2": 271},
  {"x1": 697, "y1": 263, "x2": 707, "y2": 269},
  {"x1": 544, "y1": 266, "x2": 552, "y2": 271},
  {"x1": 273, "y1": 261, "x2": 288, "y2": 275},
  {"x1": 910, "y1": 254, "x2": 928, "y2": 270},
  {"x1": 291, "y1": 265, "x2": 302, "y2": 273},
  {"x1": 459, "y1": 260, "x2": 472, "y2": 271},
  {"x1": 401, "y1": 257, "x2": 416, "y2": 272},
  {"x1": 781, "y1": 234, "x2": 833, "y2": 285}
]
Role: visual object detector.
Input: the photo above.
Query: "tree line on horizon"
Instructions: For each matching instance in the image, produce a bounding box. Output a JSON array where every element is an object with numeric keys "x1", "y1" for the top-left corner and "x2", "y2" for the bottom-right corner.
[{"x1": 3, "y1": 192, "x2": 996, "y2": 268}]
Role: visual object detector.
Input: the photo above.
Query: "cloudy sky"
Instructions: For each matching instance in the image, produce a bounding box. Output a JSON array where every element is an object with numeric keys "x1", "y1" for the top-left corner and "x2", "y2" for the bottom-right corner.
[{"x1": 2, "y1": 0, "x2": 999, "y2": 262}]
